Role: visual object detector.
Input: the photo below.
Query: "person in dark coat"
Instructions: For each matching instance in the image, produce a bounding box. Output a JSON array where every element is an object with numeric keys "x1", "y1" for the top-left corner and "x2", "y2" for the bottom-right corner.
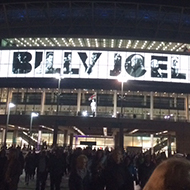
[
  {"x1": 35, "y1": 150, "x2": 49, "y2": 190},
  {"x1": 4, "y1": 148, "x2": 22, "y2": 190},
  {"x1": 24, "y1": 151, "x2": 34, "y2": 185},
  {"x1": 69, "y1": 154, "x2": 91, "y2": 190},
  {"x1": 49, "y1": 149, "x2": 64, "y2": 190},
  {"x1": 138, "y1": 154, "x2": 156, "y2": 189},
  {"x1": 0, "y1": 149, "x2": 7, "y2": 190},
  {"x1": 101, "y1": 148, "x2": 134, "y2": 190},
  {"x1": 90, "y1": 149, "x2": 107, "y2": 190}
]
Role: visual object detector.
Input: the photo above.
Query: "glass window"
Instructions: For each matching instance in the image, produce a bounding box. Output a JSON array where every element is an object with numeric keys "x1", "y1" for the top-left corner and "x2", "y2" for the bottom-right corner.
[
  {"x1": 59, "y1": 93, "x2": 77, "y2": 105},
  {"x1": 97, "y1": 94, "x2": 113, "y2": 106},
  {"x1": 12, "y1": 92, "x2": 22, "y2": 103},
  {"x1": 24, "y1": 93, "x2": 41, "y2": 104}
]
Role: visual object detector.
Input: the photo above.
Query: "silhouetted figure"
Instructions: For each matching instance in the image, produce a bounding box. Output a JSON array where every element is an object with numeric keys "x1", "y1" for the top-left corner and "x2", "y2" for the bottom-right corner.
[
  {"x1": 35, "y1": 151, "x2": 49, "y2": 190},
  {"x1": 49, "y1": 149, "x2": 64, "y2": 190},
  {"x1": 0, "y1": 149, "x2": 7, "y2": 189},
  {"x1": 4, "y1": 148, "x2": 22, "y2": 190},
  {"x1": 69, "y1": 154, "x2": 91, "y2": 190},
  {"x1": 101, "y1": 148, "x2": 134, "y2": 190}
]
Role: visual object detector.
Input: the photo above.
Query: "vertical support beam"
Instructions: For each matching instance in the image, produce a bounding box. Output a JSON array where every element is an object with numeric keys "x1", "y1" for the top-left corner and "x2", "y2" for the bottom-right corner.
[
  {"x1": 75, "y1": 136, "x2": 78, "y2": 148},
  {"x1": 114, "y1": 131, "x2": 119, "y2": 148},
  {"x1": 167, "y1": 133, "x2": 172, "y2": 157},
  {"x1": 150, "y1": 134, "x2": 154, "y2": 155},
  {"x1": 175, "y1": 125, "x2": 190, "y2": 154},
  {"x1": 144, "y1": 94, "x2": 147, "y2": 106},
  {"x1": 37, "y1": 129, "x2": 42, "y2": 151},
  {"x1": 150, "y1": 91, "x2": 154, "y2": 120},
  {"x1": 6, "y1": 88, "x2": 13, "y2": 114},
  {"x1": 69, "y1": 133, "x2": 74, "y2": 148},
  {"x1": 121, "y1": 81, "x2": 124, "y2": 117},
  {"x1": 174, "y1": 95, "x2": 177, "y2": 108},
  {"x1": 21, "y1": 91, "x2": 25, "y2": 103},
  {"x1": 119, "y1": 123, "x2": 124, "y2": 150},
  {"x1": 2, "y1": 129, "x2": 5, "y2": 147},
  {"x1": 185, "y1": 95, "x2": 189, "y2": 121},
  {"x1": 63, "y1": 129, "x2": 68, "y2": 146},
  {"x1": 144, "y1": 94, "x2": 147, "y2": 119},
  {"x1": 77, "y1": 89, "x2": 81, "y2": 115},
  {"x1": 52, "y1": 125, "x2": 58, "y2": 148},
  {"x1": 40, "y1": 89, "x2": 46, "y2": 115},
  {"x1": 174, "y1": 95, "x2": 177, "y2": 121},
  {"x1": 113, "y1": 90, "x2": 117, "y2": 117},
  {"x1": 12, "y1": 126, "x2": 18, "y2": 147}
]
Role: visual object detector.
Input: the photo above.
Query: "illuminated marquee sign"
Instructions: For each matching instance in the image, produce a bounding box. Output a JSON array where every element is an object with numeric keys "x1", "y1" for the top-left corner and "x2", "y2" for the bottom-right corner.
[{"x1": 0, "y1": 49, "x2": 189, "y2": 83}]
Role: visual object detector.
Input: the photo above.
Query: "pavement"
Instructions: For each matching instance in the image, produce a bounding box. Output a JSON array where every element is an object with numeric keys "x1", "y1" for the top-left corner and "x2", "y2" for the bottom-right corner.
[
  {"x1": 18, "y1": 173, "x2": 141, "y2": 190},
  {"x1": 18, "y1": 173, "x2": 69, "y2": 190}
]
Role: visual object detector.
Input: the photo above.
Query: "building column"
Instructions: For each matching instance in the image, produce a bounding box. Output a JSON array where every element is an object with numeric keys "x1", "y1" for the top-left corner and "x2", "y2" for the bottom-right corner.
[
  {"x1": 150, "y1": 92, "x2": 154, "y2": 120},
  {"x1": 52, "y1": 125, "x2": 58, "y2": 147},
  {"x1": 69, "y1": 133, "x2": 74, "y2": 148},
  {"x1": 77, "y1": 89, "x2": 82, "y2": 115},
  {"x1": 114, "y1": 131, "x2": 119, "y2": 148},
  {"x1": 40, "y1": 89, "x2": 46, "y2": 115},
  {"x1": 174, "y1": 96, "x2": 177, "y2": 107},
  {"x1": 167, "y1": 133, "x2": 172, "y2": 157},
  {"x1": 119, "y1": 123, "x2": 124, "y2": 150},
  {"x1": 113, "y1": 90, "x2": 117, "y2": 117},
  {"x1": 21, "y1": 91, "x2": 25, "y2": 103},
  {"x1": 175, "y1": 124, "x2": 190, "y2": 154},
  {"x1": 12, "y1": 126, "x2": 18, "y2": 147},
  {"x1": 6, "y1": 88, "x2": 13, "y2": 114},
  {"x1": 63, "y1": 129, "x2": 68, "y2": 146},
  {"x1": 185, "y1": 95, "x2": 189, "y2": 121},
  {"x1": 174, "y1": 95, "x2": 177, "y2": 121},
  {"x1": 1, "y1": 129, "x2": 5, "y2": 146},
  {"x1": 150, "y1": 134, "x2": 154, "y2": 155},
  {"x1": 37, "y1": 128, "x2": 42, "y2": 150},
  {"x1": 144, "y1": 94, "x2": 147, "y2": 119}
]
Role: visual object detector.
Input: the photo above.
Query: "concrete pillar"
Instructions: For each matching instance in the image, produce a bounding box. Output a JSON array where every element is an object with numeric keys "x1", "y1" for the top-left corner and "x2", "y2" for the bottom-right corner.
[
  {"x1": 21, "y1": 91, "x2": 25, "y2": 103},
  {"x1": 69, "y1": 133, "x2": 74, "y2": 148},
  {"x1": 167, "y1": 134, "x2": 172, "y2": 157},
  {"x1": 75, "y1": 136, "x2": 78, "y2": 148},
  {"x1": 6, "y1": 88, "x2": 13, "y2": 114},
  {"x1": 1, "y1": 129, "x2": 5, "y2": 146},
  {"x1": 77, "y1": 89, "x2": 82, "y2": 115},
  {"x1": 185, "y1": 95, "x2": 189, "y2": 121},
  {"x1": 37, "y1": 129, "x2": 42, "y2": 150},
  {"x1": 40, "y1": 89, "x2": 46, "y2": 115},
  {"x1": 113, "y1": 90, "x2": 117, "y2": 117},
  {"x1": 52, "y1": 125, "x2": 58, "y2": 147},
  {"x1": 144, "y1": 94, "x2": 147, "y2": 106},
  {"x1": 174, "y1": 96, "x2": 177, "y2": 108},
  {"x1": 114, "y1": 131, "x2": 119, "y2": 148},
  {"x1": 176, "y1": 125, "x2": 190, "y2": 154},
  {"x1": 150, "y1": 134, "x2": 154, "y2": 155},
  {"x1": 63, "y1": 129, "x2": 68, "y2": 146},
  {"x1": 119, "y1": 123, "x2": 124, "y2": 150},
  {"x1": 12, "y1": 126, "x2": 18, "y2": 147},
  {"x1": 150, "y1": 92, "x2": 154, "y2": 120},
  {"x1": 174, "y1": 95, "x2": 177, "y2": 121}
]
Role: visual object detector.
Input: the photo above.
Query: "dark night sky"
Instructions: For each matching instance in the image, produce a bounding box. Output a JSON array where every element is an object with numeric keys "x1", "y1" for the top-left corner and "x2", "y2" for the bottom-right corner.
[{"x1": 2, "y1": 0, "x2": 190, "y2": 7}]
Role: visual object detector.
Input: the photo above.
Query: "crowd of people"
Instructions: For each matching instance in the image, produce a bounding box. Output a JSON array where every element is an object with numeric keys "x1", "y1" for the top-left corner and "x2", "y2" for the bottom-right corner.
[{"x1": 0, "y1": 145, "x2": 190, "y2": 190}]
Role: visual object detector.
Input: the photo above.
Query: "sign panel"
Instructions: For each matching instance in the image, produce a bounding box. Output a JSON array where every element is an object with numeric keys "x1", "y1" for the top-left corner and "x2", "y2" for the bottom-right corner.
[{"x1": 0, "y1": 49, "x2": 189, "y2": 83}]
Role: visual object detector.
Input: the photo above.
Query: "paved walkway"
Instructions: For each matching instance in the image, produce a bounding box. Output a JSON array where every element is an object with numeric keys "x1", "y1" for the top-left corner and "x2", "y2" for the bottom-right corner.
[
  {"x1": 18, "y1": 173, "x2": 69, "y2": 190},
  {"x1": 18, "y1": 173, "x2": 141, "y2": 190}
]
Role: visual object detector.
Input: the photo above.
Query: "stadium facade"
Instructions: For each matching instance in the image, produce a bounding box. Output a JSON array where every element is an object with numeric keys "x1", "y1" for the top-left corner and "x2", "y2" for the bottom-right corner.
[{"x1": 1, "y1": 0, "x2": 190, "y2": 153}]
